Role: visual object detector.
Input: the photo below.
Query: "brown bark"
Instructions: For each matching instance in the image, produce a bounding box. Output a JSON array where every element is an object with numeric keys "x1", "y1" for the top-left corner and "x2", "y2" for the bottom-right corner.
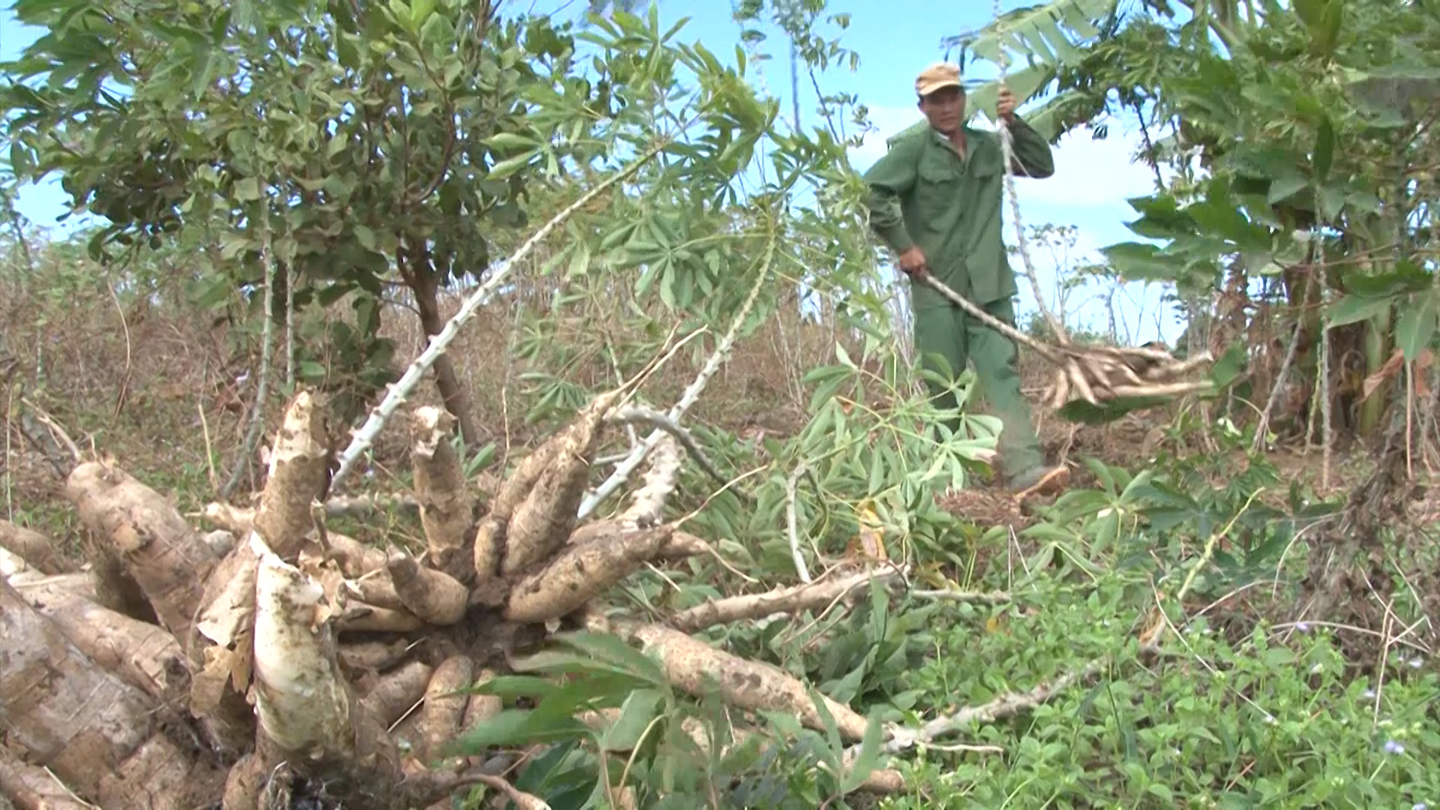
[
  {"x1": 0, "y1": 579, "x2": 226, "y2": 810},
  {"x1": 0, "y1": 520, "x2": 68, "y2": 575},
  {"x1": 0, "y1": 751, "x2": 92, "y2": 810},
  {"x1": 404, "y1": 239, "x2": 480, "y2": 448},
  {"x1": 252, "y1": 388, "x2": 330, "y2": 560},
  {"x1": 65, "y1": 460, "x2": 220, "y2": 639},
  {"x1": 408, "y1": 406, "x2": 477, "y2": 581},
  {"x1": 14, "y1": 576, "x2": 191, "y2": 706}
]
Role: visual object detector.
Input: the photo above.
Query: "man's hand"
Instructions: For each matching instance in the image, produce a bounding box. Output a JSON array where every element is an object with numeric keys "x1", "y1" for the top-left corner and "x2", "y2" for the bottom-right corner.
[
  {"x1": 997, "y1": 85, "x2": 1017, "y2": 123},
  {"x1": 897, "y1": 246, "x2": 927, "y2": 276}
]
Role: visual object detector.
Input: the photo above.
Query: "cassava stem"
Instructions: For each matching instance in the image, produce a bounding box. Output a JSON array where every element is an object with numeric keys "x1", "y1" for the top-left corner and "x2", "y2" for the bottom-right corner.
[
  {"x1": 330, "y1": 137, "x2": 677, "y2": 493},
  {"x1": 578, "y1": 215, "x2": 777, "y2": 519}
]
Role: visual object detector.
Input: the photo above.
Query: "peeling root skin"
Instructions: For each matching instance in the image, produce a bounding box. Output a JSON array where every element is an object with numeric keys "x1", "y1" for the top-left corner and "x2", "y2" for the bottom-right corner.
[
  {"x1": 14, "y1": 576, "x2": 190, "y2": 705},
  {"x1": 408, "y1": 406, "x2": 476, "y2": 579},
  {"x1": 0, "y1": 578, "x2": 227, "y2": 810},
  {"x1": 301, "y1": 531, "x2": 388, "y2": 578},
  {"x1": 500, "y1": 403, "x2": 612, "y2": 576},
  {"x1": 253, "y1": 390, "x2": 331, "y2": 560},
  {"x1": 358, "y1": 659, "x2": 434, "y2": 728},
  {"x1": 504, "y1": 523, "x2": 671, "y2": 624},
  {"x1": 386, "y1": 553, "x2": 469, "y2": 625},
  {"x1": 251, "y1": 550, "x2": 353, "y2": 758},
  {"x1": 470, "y1": 515, "x2": 506, "y2": 603},
  {"x1": 0, "y1": 519, "x2": 69, "y2": 575},
  {"x1": 0, "y1": 751, "x2": 93, "y2": 809},
  {"x1": 625, "y1": 621, "x2": 872, "y2": 743},
  {"x1": 419, "y1": 655, "x2": 474, "y2": 765},
  {"x1": 65, "y1": 460, "x2": 220, "y2": 638}
]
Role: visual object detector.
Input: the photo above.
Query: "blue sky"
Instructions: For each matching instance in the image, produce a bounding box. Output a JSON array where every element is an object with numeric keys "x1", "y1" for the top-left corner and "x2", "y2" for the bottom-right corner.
[{"x1": 0, "y1": 0, "x2": 1187, "y2": 343}]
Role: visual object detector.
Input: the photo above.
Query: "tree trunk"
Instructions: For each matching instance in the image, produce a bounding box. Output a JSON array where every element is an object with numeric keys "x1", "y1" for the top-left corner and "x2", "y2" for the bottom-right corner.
[{"x1": 403, "y1": 239, "x2": 481, "y2": 449}]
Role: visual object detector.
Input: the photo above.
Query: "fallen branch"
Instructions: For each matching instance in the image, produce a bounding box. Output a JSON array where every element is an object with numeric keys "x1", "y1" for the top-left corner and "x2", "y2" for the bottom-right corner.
[
  {"x1": 603, "y1": 404, "x2": 730, "y2": 490},
  {"x1": 872, "y1": 658, "x2": 1107, "y2": 756},
  {"x1": 668, "y1": 567, "x2": 905, "y2": 634}
]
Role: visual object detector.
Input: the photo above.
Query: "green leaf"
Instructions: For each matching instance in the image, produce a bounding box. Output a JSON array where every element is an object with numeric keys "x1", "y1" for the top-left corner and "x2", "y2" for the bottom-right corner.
[
  {"x1": 566, "y1": 241, "x2": 591, "y2": 277},
  {"x1": 1341, "y1": 261, "x2": 1432, "y2": 298},
  {"x1": 488, "y1": 149, "x2": 539, "y2": 180},
  {"x1": 1102, "y1": 242, "x2": 1182, "y2": 280},
  {"x1": 233, "y1": 177, "x2": 261, "y2": 201},
  {"x1": 1327, "y1": 294, "x2": 1392, "y2": 327},
  {"x1": 486, "y1": 131, "x2": 540, "y2": 151},
  {"x1": 552, "y1": 631, "x2": 668, "y2": 686},
  {"x1": 1057, "y1": 395, "x2": 1176, "y2": 425},
  {"x1": 448, "y1": 708, "x2": 589, "y2": 751},
  {"x1": 1266, "y1": 173, "x2": 1308, "y2": 205},
  {"x1": 840, "y1": 714, "x2": 884, "y2": 794},
  {"x1": 353, "y1": 224, "x2": 377, "y2": 251},
  {"x1": 1210, "y1": 342, "x2": 1248, "y2": 389},
  {"x1": 1395, "y1": 290, "x2": 1439, "y2": 361},
  {"x1": 599, "y1": 688, "x2": 664, "y2": 751}
]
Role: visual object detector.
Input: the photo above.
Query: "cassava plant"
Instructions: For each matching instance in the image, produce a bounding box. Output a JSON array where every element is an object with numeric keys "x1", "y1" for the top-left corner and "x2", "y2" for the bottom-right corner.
[{"x1": 0, "y1": 2, "x2": 1037, "y2": 808}]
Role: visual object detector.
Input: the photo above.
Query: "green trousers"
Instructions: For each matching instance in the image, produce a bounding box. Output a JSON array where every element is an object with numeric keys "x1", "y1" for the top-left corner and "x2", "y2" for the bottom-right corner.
[{"x1": 913, "y1": 295, "x2": 1044, "y2": 479}]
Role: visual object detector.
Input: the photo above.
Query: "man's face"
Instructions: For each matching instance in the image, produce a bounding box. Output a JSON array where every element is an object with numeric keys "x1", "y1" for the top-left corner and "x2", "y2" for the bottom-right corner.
[{"x1": 919, "y1": 86, "x2": 965, "y2": 135}]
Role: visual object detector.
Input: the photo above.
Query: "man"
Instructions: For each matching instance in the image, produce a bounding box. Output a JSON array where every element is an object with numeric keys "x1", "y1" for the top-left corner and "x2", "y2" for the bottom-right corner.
[{"x1": 862, "y1": 61, "x2": 1068, "y2": 495}]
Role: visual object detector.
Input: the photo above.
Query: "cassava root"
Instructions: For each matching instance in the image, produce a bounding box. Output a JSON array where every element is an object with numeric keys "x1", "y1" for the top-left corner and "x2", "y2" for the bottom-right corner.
[
  {"x1": 2, "y1": 364, "x2": 1056, "y2": 809},
  {"x1": 913, "y1": 270, "x2": 1215, "y2": 408}
]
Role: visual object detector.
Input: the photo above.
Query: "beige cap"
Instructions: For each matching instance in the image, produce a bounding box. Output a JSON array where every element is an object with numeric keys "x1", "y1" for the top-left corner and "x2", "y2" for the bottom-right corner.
[{"x1": 915, "y1": 61, "x2": 963, "y2": 97}]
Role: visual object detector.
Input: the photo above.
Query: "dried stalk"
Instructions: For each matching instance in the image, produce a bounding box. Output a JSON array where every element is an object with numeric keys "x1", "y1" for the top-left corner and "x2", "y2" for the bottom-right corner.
[
  {"x1": 1252, "y1": 263, "x2": 1315, "y2": 453},
  {"x1": 220, "y1": 235, "x2": 277, "y2": 500}
]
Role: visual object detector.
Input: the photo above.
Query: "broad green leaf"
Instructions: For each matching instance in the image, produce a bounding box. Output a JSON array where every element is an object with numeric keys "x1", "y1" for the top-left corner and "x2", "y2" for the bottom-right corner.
[
  {"x1": 840, "y1": 713, "x2": 885, "y2": 794},
  {"x1": 1267, "y1": 174, "x2": 1308, "y2": 205},
  {"x1": 1327, "y1": 294, "x2": 1392, "y2": 327},
  {"x1": 233, "y1": 177, "x2": 261, "y2": 201},
  {"x1": 1101, "y1": 242, "x2": 1187, "y2": 283},
  {"x1": 353, "y1": 224, "x2": 377, "y2": 251},
  {"x1": 448, "y1": 708, "x2": 589, "y2": 751},
  {"x1": 1210, "y1": 342, "x2": 1248, "y2": 389},
  {"x1": 599, "y1": 688, "x2": 665, "y2": 751},
  {"x1": 487, "y1": 149, "x2": 539, "y2": 179},
  {"x1": 486, "y1": 131, "x2": 540, "y2": 151},
  {"x1": 552, "y1": 631, "x2": 668, "y2": 686},
  {"x1": 1341, "y1": 261, "x2": 1432, "y2": 298},
  {"x1": 1395, "y1": 290, "x2": 1439, "y2": 361}
]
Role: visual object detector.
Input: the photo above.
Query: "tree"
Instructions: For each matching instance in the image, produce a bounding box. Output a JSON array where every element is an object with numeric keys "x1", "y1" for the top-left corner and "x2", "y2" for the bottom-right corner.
[{"x1": 1001, "y1": 0, "x2": 1440, "y2": 440}]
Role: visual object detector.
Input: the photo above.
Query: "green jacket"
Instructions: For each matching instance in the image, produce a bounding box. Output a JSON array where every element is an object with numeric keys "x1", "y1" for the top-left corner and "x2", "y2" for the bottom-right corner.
[{"x1": 862, "y1": 114, "x2": 1055, "y2": 310}]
